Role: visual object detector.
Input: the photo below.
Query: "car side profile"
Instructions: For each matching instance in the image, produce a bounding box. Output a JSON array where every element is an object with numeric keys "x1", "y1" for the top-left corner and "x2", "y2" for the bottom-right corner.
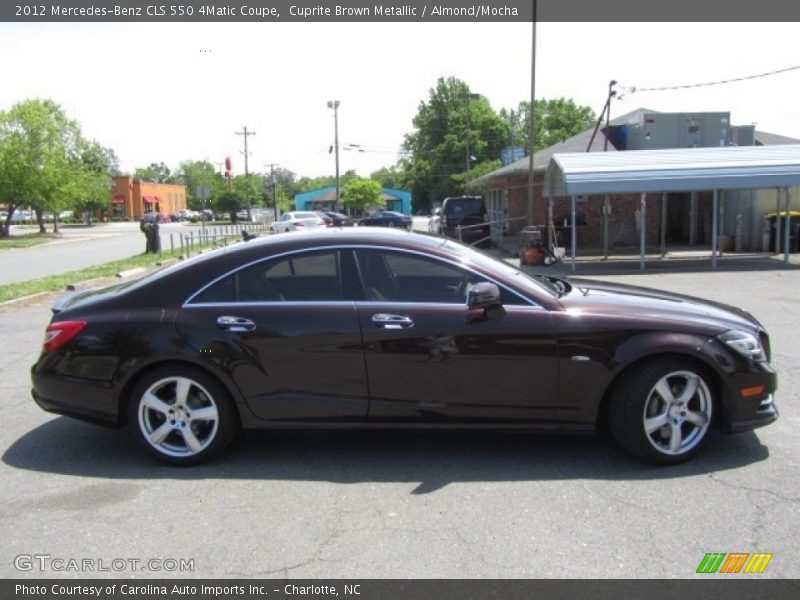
[
  {"x1": 270, "y1": 211, "x2": 325, "y2": 233},
  {"x1": 358, "y1": 210, "x2": 412, "y2": 229},
  {"x1": 31, "y1": 229, "x2": 778, "y2": 466}
]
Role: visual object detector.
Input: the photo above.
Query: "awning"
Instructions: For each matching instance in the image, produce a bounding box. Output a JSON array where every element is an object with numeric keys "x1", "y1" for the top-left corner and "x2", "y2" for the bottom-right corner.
[
  {"x1": 112, "y1": 195, "x2": 125, "y2": 204},
  {"x1": 142, "y1": 195, "x2": 159, "y2": 204}
]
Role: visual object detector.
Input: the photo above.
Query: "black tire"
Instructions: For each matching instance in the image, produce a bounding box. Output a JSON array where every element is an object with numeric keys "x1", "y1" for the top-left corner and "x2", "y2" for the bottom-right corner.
[
  {"x1": 608, "y1": 358, "x2": 715, "y2": 464},
  {"x1": 127, "y1": 365, "x2": 239, "y2": 465}
]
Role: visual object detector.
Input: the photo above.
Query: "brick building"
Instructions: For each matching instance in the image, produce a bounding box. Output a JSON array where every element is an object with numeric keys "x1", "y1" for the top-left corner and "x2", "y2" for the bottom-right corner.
[
  {"x1": 110, "y1": 175, "x2": 187, "y2": 220},
  {"x1": 474, "y1": 108, "x2": 800, "y2": 252}
]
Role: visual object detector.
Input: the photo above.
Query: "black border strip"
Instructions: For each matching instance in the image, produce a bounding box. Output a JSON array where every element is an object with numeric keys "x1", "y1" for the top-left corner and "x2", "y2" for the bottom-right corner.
[
  {"x1": 3, "y1": 579, "x2": 800, "y2": 600},
  {"x1": 3, "y1": 0, "x2": 800, "y2": 23}
]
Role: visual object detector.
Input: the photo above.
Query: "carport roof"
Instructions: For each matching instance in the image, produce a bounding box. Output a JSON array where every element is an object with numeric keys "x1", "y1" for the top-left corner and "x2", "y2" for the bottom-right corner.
[{"x1": 543, "y1": 143, "x2": 800, "y2": 197}]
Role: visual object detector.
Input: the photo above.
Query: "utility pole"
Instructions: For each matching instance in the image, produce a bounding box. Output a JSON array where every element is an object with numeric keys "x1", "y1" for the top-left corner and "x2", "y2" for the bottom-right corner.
[
  {"x1": 235, "y1": 125, "x2": 256, "y2": 221},
  {"x1": 266, "y1": 162, "x2": 280, "y2": 221}
]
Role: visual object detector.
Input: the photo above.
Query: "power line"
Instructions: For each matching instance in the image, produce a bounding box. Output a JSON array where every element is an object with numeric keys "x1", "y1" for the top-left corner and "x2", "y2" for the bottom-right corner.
[{"x1": 620, "y1": 64, "x2": 800, "y2": 96}]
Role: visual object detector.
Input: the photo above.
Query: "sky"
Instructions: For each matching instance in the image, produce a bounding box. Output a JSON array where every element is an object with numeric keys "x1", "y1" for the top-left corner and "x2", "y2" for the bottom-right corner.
[{"x1": 1, "y1": 21, "x2": 799, "y2": 179}]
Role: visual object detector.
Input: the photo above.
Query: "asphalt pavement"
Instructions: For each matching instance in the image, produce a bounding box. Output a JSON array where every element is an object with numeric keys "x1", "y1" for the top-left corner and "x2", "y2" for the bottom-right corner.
[{"x1": 0, "y1": 266, "x2": 797, "y2": 579}]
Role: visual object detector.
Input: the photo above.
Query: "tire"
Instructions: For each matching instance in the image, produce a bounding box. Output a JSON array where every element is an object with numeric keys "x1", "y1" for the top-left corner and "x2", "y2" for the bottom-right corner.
[
  {"x1": 608, "y1": 358, "x2": 715, "y2": 464},
  {"x1": 127, "y1": 366, "x2": 239, "y2": 465}
]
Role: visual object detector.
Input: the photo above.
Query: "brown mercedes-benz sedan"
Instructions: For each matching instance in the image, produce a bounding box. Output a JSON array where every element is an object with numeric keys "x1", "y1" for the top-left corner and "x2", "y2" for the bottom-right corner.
[{"x1": 31, "y1": 228, "x2": 778, "y2": 465}]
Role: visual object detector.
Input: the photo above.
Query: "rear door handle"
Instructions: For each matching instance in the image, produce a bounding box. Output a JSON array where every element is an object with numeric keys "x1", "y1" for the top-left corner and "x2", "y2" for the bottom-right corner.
[
  {"x1": 371, "y1": 313, "x2": 414, "y2": 329},
  {"x1": 216, "y1": 315, "x2": 256, "y2": 332}
]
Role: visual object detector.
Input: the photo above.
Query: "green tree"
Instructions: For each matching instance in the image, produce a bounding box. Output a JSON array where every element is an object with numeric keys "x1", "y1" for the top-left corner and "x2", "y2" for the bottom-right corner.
[
  {"x1": 500, "y1": 98, "x2": 596, "y2": 153},
  {"x1": 401, "y1": 76, "x2": 509, "y2": 210},
  {"x1": 0, "y1": 99, "x2": 86, "y2": 236},
  {"x1": 66, "y1": 139, "x2": 114, "y2": 228},
  {"x1": 177, "y1": 160, "x2": 219, "y2": 210},
  {"x1": 263, "y1": 167, "x2": 296, "y2": 215},
  {"x1": 370, "y1": 165, "x2": 406, "y2": 190},
  {"x1": 134, "y1": 161, "x2": 175, "y2": 183},
  {"x1": 341, "y1": 178, "x2": 383, "y2": 214}
]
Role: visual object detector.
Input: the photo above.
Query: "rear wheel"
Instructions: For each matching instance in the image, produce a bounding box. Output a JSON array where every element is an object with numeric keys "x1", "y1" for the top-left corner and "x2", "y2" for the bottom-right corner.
[
  {"x1": 608, "y1": 359, "x2": 714, "y2": 464},
  {"x1": 128, "y1": 366, "x2": 238, "y2": 465}
]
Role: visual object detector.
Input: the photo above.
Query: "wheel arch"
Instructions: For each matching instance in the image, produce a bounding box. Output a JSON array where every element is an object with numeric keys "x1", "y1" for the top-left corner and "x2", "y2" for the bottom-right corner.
[
  {"x1": 117, "y1": 359, "x2": 245, "y2": 428},
  {"x1": 595, "y1": 350, "x2": 726, "y2": 433}
]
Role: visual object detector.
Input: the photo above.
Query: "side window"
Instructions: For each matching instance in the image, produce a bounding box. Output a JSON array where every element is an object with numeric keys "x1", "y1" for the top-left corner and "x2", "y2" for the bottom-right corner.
[
  {"x1": 190, "y1": 251, "x2": 341, "y2": 303},
  {"x1": 355, "y1": 249, "x2": 526, "y2": 305}
]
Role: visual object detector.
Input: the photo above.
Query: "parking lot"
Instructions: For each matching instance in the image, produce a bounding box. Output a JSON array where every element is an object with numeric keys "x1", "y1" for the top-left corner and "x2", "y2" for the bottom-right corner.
[{"x1": 0, "y1": 264, "x2": 798, "y2": 579}]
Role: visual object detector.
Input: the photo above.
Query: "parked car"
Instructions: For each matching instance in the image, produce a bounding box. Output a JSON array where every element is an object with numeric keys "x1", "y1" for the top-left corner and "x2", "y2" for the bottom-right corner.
[
  {"x1": 142, "y1": 212, "x2": 168, "y2": 224},
  {"x1": 315, "y1": 211, "x2": 334, "y2": 227},
  {"x1": 322, "y1": 211, "x2": 354, "y2": 227},
  {"x1": 359, "y1": 210, "x2": 412, "y2": 229},
  {"x1": 31, "y1": 229, "x2": 778, "y2": 466},
  {"x1": 270, "y1": 211, "x2": 325, "y2": 233},
  {"x1": 440, "y1": 196, "x2": 491, "y2": 245}
]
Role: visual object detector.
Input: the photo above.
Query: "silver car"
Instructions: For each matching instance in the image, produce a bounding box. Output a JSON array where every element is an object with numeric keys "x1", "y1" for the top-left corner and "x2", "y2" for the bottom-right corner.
[{"x1": 270, "y1": 211, "x2": 326, "y2": 233}]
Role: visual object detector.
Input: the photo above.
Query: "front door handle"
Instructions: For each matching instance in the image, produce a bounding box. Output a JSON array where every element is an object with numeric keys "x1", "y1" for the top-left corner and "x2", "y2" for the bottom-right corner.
[
  {"x1": 371, "y1": 313, "x2": 414, "y2": 329},
  {"x1": 216, "y1": 315, "x2": 256, "y2": 332}
]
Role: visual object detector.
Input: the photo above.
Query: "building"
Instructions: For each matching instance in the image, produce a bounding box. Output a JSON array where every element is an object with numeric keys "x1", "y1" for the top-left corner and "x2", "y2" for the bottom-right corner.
[
  {"x1": 294, "y1": 185, "x2": 412, "y2": 215},
  {"x1": 110, "y1": 175, "x2": 187, "y2": 220},
  {"x1": 474, "y1": 108, "x2": 800, "y2": 252}
]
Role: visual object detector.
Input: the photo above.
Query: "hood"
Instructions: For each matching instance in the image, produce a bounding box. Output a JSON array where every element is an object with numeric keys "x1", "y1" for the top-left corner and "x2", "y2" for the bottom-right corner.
[{"x1": 558, "y1": 278, "x2": 763, "y2": 335}]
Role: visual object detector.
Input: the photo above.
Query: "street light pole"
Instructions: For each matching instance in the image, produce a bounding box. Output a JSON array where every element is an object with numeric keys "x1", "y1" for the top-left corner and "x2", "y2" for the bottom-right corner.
[{"x1": 327, "y1": 100, "x2": 340, "y2": 211}]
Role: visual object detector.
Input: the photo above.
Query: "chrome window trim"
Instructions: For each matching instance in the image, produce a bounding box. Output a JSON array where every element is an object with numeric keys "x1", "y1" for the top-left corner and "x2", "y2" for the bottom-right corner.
[{"x1": 183, "y1": 244, "x2": 537, "y2": 308}]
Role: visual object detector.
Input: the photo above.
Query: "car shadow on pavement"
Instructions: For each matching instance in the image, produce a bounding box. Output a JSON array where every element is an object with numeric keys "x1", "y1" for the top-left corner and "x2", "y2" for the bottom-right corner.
[{"x1": 2, "y1": 417, "x2": 771, "y2": 493}]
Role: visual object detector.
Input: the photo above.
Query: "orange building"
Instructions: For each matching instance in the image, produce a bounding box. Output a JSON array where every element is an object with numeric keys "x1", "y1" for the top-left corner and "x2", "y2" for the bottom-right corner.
[{"x1": 110, "y1": 176, "x2": 187, "y2": 220}]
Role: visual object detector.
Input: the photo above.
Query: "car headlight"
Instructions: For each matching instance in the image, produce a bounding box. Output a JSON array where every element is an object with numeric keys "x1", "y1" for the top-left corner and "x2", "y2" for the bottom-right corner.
[{"x1": 719, "y1": 330, "x2": 765, "y2": 362}]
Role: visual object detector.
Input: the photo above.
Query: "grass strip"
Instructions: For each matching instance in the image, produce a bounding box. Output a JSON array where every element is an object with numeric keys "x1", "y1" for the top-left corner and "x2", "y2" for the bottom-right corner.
[{"x1": 0, "y1": 242, "x2": 224, "y2": 304}]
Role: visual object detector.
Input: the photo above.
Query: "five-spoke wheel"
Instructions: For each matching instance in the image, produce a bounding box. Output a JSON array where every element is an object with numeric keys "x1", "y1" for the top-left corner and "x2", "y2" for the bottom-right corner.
[
  {"x1": 609, "y1": 359, "x2": 715, "y2": 464},
  {"x1": 128, "y1": 367, "x2": 238, "y2": 465}
]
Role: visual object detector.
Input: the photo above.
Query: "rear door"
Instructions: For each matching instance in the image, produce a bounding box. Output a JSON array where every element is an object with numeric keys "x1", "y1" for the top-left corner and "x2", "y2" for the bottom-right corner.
[{"x1": 176, "y1": 249, "x2": 368, "y2": 421}]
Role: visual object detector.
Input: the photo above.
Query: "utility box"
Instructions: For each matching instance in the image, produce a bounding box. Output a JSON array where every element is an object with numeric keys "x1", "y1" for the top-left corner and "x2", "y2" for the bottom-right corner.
[{"x1": 625, "y1": 112, "x2": 732, "y2": 150}]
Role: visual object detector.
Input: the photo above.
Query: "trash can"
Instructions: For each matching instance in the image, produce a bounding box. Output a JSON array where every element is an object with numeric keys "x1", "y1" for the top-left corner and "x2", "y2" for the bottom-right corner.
[{"x1": 768, "y1": 213, "x2": 800, "y2": 253}]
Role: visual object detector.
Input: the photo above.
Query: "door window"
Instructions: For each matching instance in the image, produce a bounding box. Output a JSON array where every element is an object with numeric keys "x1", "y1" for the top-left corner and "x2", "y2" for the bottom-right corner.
[
  {"x1": 190, "y1": 250, "x2": 341, "y2": 303},
  {"x1": 355, "y1": 249, "x2": 526, "y2": 305}
]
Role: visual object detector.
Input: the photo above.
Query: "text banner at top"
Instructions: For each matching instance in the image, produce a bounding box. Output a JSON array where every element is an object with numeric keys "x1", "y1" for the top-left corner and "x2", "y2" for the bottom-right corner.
[{"x1": 4, "y1": 0, "x2": 800, "y2": 22}]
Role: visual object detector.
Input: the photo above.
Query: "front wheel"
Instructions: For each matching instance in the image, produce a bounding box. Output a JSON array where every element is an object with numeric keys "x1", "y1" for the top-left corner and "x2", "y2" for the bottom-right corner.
[
  {"x1": 128, "y1": 366, "x2": 239, "y2": 465},
  {"x1": 608, "y1": 359, "x2": 715, "y2": 464}
]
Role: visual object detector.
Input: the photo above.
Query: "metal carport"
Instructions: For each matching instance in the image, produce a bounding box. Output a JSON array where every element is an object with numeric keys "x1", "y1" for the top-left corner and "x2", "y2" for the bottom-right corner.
[{"x1": 542, "y1": 144, "x2": 800, "y2": 271}]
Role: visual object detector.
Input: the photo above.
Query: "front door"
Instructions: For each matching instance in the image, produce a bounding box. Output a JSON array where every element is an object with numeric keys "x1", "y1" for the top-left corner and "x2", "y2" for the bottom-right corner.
[{"x1": 354, "y1": 249, "x2": 558, "y2": 423}]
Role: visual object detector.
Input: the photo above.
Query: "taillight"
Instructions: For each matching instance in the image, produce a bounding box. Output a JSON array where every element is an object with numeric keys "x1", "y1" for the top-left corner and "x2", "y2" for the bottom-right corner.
[
  {"x1": 295, "y1": 222, "x2": 305, "y2": 228},
  {"x1": 43, "y1": 321, "x2": 87, "y2": 353}
]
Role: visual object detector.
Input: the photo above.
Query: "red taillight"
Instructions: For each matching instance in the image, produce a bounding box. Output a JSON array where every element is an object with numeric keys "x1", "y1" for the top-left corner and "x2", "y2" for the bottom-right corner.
[
  {"x1": 43, "y1": 321, "x2": 87, "y2": 353},
  {"x1": 295, "y1": 222, "x2": 305, "y2": 228}
]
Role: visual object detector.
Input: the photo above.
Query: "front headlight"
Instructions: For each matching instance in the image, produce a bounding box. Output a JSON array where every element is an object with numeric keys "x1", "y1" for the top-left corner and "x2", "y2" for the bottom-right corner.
[{"x1": 719, "y1": 330, "x2": 765, "y2": 362}]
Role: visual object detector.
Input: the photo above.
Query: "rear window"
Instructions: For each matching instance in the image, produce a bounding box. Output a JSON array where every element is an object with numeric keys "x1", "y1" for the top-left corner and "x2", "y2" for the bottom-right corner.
[{"x1": 443, "y1": 198, "x2": 485, "y2": 217}]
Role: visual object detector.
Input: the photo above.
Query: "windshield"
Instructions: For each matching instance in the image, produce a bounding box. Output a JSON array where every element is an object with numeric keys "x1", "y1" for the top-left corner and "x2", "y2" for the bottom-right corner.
[
  {"x1": 439, "y1": 238, "x2": 562, "y2": 297},
  {"x1": 443, "y1": 198, "x2": 485, "y2": 217}
]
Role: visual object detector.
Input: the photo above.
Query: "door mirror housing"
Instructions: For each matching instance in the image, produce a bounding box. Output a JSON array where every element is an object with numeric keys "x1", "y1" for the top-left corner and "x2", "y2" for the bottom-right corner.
[{"x1": 466, "y1": 282, "x2": 505, "y2": 321}]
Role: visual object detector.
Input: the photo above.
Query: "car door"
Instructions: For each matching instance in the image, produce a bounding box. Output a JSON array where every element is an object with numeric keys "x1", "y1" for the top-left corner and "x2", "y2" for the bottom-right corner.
[
  {"x1": 176, "y1": 249, "x2": 368, "y2": 421},
  {"x1": 353, "y1": 248, "x2": 558, "y2": 423}
]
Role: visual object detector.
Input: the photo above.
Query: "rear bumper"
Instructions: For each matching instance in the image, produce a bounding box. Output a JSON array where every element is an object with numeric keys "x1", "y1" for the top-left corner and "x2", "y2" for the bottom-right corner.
[{"x1": 31, "y1": 369, "x2": 122, "y2": 426}]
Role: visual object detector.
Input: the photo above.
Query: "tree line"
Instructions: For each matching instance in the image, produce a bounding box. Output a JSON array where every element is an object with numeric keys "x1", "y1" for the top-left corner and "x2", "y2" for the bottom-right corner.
[{"x1": 0, "y1": 78, "x2": 594, "y2": 234}]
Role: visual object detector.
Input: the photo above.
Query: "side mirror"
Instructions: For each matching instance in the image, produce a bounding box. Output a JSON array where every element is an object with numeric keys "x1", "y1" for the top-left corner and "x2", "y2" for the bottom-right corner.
[{"x1": 466, "y1": 282, "x2": 505, "y2": 322}]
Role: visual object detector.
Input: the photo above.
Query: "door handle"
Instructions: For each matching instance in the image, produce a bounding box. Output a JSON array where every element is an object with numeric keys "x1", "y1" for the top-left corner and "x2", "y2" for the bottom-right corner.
[
  {"x1": 371, "y1": 313, "x2": 414, "y2": 329},
  {"x1": 216, "y1": 315, "x2": 256, "y2": 332}
]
